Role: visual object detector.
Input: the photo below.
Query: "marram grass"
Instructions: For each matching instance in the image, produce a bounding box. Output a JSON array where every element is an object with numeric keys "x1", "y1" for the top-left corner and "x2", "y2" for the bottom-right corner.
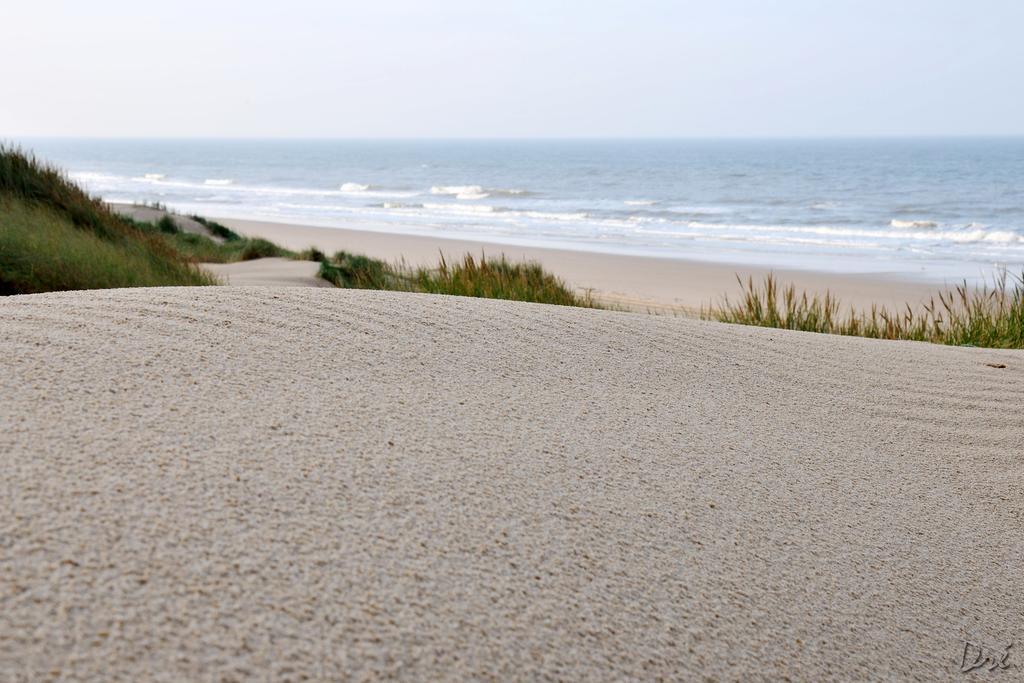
[
  {"x1": 703, "y1": 273, "x2": 1024, "y2": 349},
  {"x1": 0, "y1": 198, "x2": 217, "y2": 294},
  {"x1": 319, "y1": 251, "x2": 598, "y2": 308},
  {"x1": 415, "y1": 253, "x2": 597, "y2": 307},
  {"x1": 118, "y1": 213, "x2": 291, "y2": 264},
  {"x1": 0, "y1": 147, "x2": 216, "y2": 294}
]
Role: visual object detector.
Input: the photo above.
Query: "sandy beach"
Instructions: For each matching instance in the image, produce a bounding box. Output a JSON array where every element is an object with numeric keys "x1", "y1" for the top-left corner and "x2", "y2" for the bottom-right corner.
[
  {"x1": 216, "y1": 217, "x2": 945, "y2": 315},
  {"x1": 2, "y1": 286, "x2": 1020, "y2": 680}
]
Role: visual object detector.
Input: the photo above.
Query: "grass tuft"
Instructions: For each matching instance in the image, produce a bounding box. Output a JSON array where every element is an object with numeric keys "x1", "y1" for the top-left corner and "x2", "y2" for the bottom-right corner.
[
  {"x1": 317, "y1": 250, "x2": 598, "y2": 307},
  {"x1": 296, "y1": 247, "x2": 328, "y2": 263},
  {"x1": 415, "y1": 253, "x2": 595, "y2": 307},
  {"x1": 155, "y1": 232, "x2": 291, "y2": 264},
  {"x1": 189, "y1": 215, "x2": 243, "y2": 242},
  {"x1": 318, "y1": 251, "x2": 404, "y2": 289},
  {"x1": 703, "y1": 273, "x2": 1024, "y2": 349},
  {"x1": 156, "y1": 215, "x2": 180, "y2": 235}
]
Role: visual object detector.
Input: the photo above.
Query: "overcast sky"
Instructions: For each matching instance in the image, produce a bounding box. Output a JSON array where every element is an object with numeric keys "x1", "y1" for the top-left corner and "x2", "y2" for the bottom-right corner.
[{"x1": 2, "y1": 0, "x2": 1022, "y2": 138}]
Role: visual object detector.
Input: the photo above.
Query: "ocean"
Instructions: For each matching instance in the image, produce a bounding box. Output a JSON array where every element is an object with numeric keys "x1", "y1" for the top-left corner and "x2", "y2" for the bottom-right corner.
[{"x1": 16, "y1": 137, "x2": 1024, "y2": 280}]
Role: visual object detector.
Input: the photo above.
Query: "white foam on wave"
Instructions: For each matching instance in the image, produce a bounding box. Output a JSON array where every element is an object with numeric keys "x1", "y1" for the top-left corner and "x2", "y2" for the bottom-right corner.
[
  {"x1": 106, "y1": 171, "x2": 422, "y2": 200},
  {"x1": 337, "y1": 183, "x2": 417, "y2": 198},
  {"x1": 421, "y1": 202, "x2": 496, "y2": 214},
  {"x1": 683, "y1": 221, "x2": 1024, "y2": 246},
  {"x1": 667, "y1": 206, "x2": 729, "y2": 215},
  {"x1": 889, "y1": 219, "x2": 938, "y2": 229},
  {"x1": 954, "y1": 229, "x2": 1022, "y2": 244},
  {"x1": 430, "y1": 185, "x2": 489, "y2": 200},
  {"x1": 624, "y1": 199, "x2": 658, "y2": 206},
  {"x1": 340, "y1": 182, "x2": 370, "y2": 193},
  {"x1": 379, "y1": 202, "x2": 588, "y2": 223},
  {"x1": 69, "y1": 171, "x2": 119, "y2": 183},
  {"x1": 521, "y1": 210, "x2": 588, "y2": 221},
  {"x1": 143, "y1": 173, "x2": 165, "y2": 181}
]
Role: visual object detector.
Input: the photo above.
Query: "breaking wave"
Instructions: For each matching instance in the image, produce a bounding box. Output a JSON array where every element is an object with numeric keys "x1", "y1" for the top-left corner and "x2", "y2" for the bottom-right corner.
[
  {"x1": 430, "y1": 185, "x2": 529, "y2": 200},
  {"x1": 890, "y1": 219, "x2": 938, "y2": 229},
  {"x1": 430, "y1": 185, "x2": 488, "y2": 200},
  {"x1": 421, "y1": 202, "x2": 497, "y2": 214}
]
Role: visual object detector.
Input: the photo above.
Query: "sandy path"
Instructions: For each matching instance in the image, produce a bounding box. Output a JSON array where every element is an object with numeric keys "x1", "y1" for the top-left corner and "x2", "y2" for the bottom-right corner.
[
  {"x1": 109, "y1": 204, "x2": 221, "y2": 242},
  {"x1": 1, "y1": 288, "x2": 1021, "y2": 681},
  {"x1": 203, "y1": 257, "x2": 330, "y2": 288}
]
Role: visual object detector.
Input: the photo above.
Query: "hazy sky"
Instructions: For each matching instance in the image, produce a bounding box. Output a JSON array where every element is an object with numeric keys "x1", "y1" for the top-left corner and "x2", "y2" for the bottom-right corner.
[{"x1": 2, "y1": 0, "x2": 1022, "y2": 138}]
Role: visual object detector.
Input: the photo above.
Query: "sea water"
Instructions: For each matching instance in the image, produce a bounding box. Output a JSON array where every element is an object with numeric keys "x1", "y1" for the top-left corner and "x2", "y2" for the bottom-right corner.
[{"x1": 16, "y1": 138, "x2": 1024, "y2": 280}]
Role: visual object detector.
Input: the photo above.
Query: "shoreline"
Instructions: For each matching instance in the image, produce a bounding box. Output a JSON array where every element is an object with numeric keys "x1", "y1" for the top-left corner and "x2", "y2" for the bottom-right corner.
[{"x1": 215, "y1": 215, "x2": 946, "y2": 314}]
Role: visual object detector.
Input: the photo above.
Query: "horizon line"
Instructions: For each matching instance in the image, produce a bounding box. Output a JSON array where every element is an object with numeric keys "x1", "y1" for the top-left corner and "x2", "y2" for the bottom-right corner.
[{"x1": 7, "y1": 133, "x2": 1024, "y2": 142}]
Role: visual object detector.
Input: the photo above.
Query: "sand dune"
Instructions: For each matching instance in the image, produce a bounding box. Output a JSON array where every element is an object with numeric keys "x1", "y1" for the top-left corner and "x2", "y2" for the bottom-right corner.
[{"x1": 1, "y1": 287, "x2": 1021, "y2": 680}]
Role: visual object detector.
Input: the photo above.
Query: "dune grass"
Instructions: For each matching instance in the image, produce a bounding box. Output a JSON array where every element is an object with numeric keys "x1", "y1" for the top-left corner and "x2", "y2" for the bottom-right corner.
[
  {"x1": 188, "y1": 214, "x2": 244, "y2": 242},
  {"x1": 318, "y1": 251, "x2": 402, "y2": 289},
  {"x1": 415, "y1": 253, "x2": 596, "y2": 306},
  {"x1": 0, "y1": 198, "x2": 216, "y2": 294},
  {"x1": 0, "y1": 147, "x2": 216, "y2": 294},
  {"x1": 296, "y1": 247, "x2": 328, "y2": 263},
  {"x1": 704, "y1": 273, "x2": 1024, "y2": 349},
  {"x1": 163, "y1": 232, "x2": 291, "y2": 264},
  {"x1": 116, "y1": 210, "x2": 292, "y2": 264},
  {"x1": 317, "y1": 251, "x2": 598, "y2": 307}
]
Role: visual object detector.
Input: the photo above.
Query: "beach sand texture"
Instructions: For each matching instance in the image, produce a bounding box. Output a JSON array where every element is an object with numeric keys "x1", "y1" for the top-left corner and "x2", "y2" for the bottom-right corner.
[{"x1": 1, "y1": 287, "x2": 1021, "y2": 680}]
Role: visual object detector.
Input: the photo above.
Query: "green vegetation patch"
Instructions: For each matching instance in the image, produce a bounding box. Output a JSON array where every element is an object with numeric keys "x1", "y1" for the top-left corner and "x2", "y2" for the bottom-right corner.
[
  {"x1": 162, "y1": 232, "x2": 291, "y2": 264},
  {"x1": 0, "y1": 147, "x2": 216, "y2": 294},
  {"x1": 318, "y1": 250, "x2": 598, "y2": 308},
  {"x1": 415, "y1": 253, "x2": 594, "y2": 307},
  {"x1": 0, "y1": 198, "x2": 215, "y2": 294},
  {"x1": 189, "y1": 215, "x2": 244, "y2": 242},
  {"x1": 703, "y1": 273, "x2": 1024, "y2": 349}
]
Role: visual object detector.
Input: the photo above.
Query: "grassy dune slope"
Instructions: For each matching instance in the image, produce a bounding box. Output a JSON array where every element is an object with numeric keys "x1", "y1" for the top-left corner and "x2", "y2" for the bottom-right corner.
[
  {"x1": 0, "y1": 148, "x2": 215, "y2": 294},
  {"x1": 0, "y1": 198, "x2": 216, "y2": 294}
]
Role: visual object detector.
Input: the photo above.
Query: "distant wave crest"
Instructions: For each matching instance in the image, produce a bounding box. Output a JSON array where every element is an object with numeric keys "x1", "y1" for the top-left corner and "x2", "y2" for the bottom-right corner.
[
  {"x1": 429, "y1": 185, "x2": 529, "y2": 200},
  {"x1": 204, "y1": 178, "x2": 234, "y2": 186},
  {"x1": 889, "y1": 219, "x2": 938, "y2": 229},
  {"x1": 422, "y1": 202, "x2": 496, "y2": 214},
  {"x1": 431, "y1": 185, "x2": 489, "y2": 200},
  {"x1": 378, "y1": 202, "x2": 588, "y2": 222}
]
